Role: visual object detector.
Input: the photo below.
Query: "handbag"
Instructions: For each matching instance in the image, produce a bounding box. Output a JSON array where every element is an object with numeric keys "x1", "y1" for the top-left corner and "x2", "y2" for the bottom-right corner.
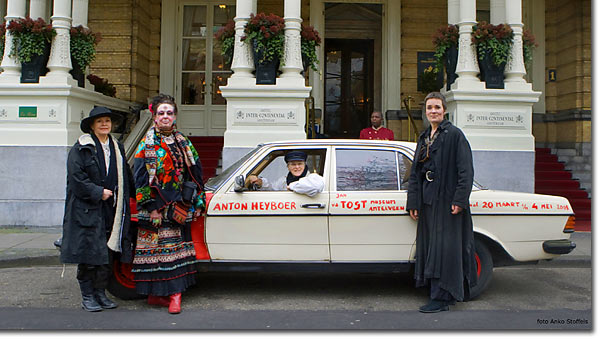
[{"x1": 168, "y1": 201, "x2": 190, "y2": 225}]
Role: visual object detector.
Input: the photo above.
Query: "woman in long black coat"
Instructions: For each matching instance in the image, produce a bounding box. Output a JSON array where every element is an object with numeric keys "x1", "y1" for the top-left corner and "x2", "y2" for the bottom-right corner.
[
  {"x1": 60, "y1": 106, "x2": 135, "y2": 312},
  {"x1": 407, "y1": 92, "x2": 478, "y2": 313}
]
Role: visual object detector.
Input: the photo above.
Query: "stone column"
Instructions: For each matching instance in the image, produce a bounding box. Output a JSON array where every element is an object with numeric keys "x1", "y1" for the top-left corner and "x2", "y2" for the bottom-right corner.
[
  {"x1": 42, "y1": 0, "x2": 73, "y2": 84},
  {"x1": 230, "y1": 0, "x2": 256, "y2": 79},
  {"x1": 452, "y1": 0, "x2": 481, "y2": 88},
  {"x1": 0, "y1": 0, "x2": 26, "y2": 81},
  {"x1": 504, "y1": 0, "x2": 527, "y2": 85},
  {"x1": 448, "y1": 0, "x2": 460, "y2": 24},
  {"x1": 280, "y1": 0, "x2": 303, "y2": 79},
  {"x1": 72, "y1": 0, "x2": 89, "y2": 28},
  {"x1": 30, "y1": 0, "x2": 48, "y2": 21},
  {"x1": 490, "y1": 0, "x2": 506, "y2": 24}
]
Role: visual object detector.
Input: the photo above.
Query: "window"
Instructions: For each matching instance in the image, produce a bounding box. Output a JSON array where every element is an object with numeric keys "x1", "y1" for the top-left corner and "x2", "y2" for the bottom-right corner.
[
  {"x1": 397, "y1": 152, "x2": 412, "y2": 190},
  {"x1": 336, "y1": 149, "x2": 398, "y2": 191},
  {"x1": 247, "y1": 149, "x2": 327, "y2": 188}
]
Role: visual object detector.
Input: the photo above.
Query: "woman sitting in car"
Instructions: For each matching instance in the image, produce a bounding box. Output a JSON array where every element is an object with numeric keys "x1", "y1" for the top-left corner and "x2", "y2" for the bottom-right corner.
[{"x1": 247, "y1": 150, "x2": 324, "y2": 197}]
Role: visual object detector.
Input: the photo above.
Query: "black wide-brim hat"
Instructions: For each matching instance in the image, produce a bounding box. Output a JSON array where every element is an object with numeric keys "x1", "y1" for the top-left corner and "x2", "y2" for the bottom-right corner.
[
  {"x1": 80, "y1": 106, "x2": 122, "y2": 133},
  {"x1": 284, "y1": 150, "x2": 307, "y2": 163}
]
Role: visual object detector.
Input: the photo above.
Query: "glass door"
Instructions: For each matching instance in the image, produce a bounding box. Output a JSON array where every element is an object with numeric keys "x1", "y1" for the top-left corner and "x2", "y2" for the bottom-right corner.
[
  {"x1": 176, "y1": 2, "x2": 235, "y2": 136},
  {"x1": 324, "y1": 39, "x2": 374, "y2": 138}
]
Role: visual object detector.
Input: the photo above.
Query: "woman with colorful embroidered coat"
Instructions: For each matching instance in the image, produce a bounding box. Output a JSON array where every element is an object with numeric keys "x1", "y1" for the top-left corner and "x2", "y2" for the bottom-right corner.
[{"x1": 132, "y1": 94, "x2": 205, "y2": 314}]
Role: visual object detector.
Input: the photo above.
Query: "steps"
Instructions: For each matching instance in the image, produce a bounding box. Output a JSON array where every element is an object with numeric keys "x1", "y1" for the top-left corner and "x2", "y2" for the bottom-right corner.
[
  {"x1": 535, "y1": 148, "x2": 591, "y2": 232},
  {"x1": 189, "y1": 136, "x2": 224, "y2": 183}
]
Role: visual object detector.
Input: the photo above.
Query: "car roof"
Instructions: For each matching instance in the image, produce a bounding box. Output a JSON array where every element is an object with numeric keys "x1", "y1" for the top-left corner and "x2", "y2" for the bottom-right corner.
[{"x1": 259, "y1": 139, "x2": 417, "y2": 151}]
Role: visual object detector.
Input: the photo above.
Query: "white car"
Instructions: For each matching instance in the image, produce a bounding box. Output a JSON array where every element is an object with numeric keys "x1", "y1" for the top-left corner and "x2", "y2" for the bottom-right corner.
[{"x1": 110, "y1": 139, "x2": 576, "y2": 300}]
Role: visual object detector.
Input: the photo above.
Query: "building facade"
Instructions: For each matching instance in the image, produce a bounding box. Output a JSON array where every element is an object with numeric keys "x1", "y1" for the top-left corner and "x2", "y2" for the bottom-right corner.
[{"x1": 0, "y1": 0, "x2": 591, "y2": 226}]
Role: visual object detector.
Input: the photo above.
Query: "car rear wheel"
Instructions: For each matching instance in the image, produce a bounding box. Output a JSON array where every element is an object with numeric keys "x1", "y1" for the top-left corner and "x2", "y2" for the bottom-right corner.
[
  {"x1": 107, "y1": 259, "x2": 143, "y2": 300},
  {"x1": 467, "y1": 238, "x2": 493, "y2": 300}
]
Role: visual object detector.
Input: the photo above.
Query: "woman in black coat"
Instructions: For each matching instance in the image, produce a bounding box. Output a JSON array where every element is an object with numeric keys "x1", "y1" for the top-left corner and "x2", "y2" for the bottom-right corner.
[
  {"x1": 60, "y1": 106, "x2": 135, "y2": 312},
  {"x1": 407, "y1": 92, "x2": 478, "y2": 313}
]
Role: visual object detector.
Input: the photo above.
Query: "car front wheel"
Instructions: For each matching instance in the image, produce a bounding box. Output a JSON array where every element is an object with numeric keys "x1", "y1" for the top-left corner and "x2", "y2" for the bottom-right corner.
[{"x1": 466, "y1": 238, "x2": 493, "y2": 300}]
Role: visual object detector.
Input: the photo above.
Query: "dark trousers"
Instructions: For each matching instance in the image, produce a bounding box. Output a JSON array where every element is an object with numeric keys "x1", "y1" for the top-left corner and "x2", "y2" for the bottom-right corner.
[{"x1": 77, "y1": 251, "x2": 113, "y2": 289}]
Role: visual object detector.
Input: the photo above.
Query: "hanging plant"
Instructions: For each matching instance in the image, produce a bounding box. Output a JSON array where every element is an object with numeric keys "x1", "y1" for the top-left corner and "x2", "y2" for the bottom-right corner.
[
  {"x1": 471, "y1": 21, "x2": 514, "y2": 67},
  {"x1": 242, "y1": 12, "x2": 285, "y2": 64},
  {"x1": 0, "y1": 23, "x2": 6, "y2": 58},
  {"x1": 522, "y1": 28, "x2": 538, "y2": 66},
  {"x1": 300, "y1": 24, "x2": 321, "y2": 72},
  {"x1": 70, "y1": 25, "x2": 101, "y2": 70},
  {"x1": 87, "y1": 74, "x2": 116, "y2": 97},
  {"x1": 215, "y1": 19, "x2": 235, "y2": 65},
  {"x1": 6, "y1": 17, "x2": 56, "y2": 63},
  {"x1": 432, "y1": 24, "x2": 459, "y2": 72}
]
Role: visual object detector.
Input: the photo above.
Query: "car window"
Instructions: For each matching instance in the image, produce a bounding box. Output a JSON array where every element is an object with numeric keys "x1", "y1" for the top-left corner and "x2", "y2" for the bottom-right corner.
[
  {"x1": 397, "y1": 152, "x2": 412, "y2": 190},
  {"x1": 204, "y1": 146, "x2": 261, "y2": 191},
  {"x1": 336, "y1": 149, "x2": 399, "y2": 191},
  {"x1": 247, "y1": 148, "x2": 327, "y2": 187}
]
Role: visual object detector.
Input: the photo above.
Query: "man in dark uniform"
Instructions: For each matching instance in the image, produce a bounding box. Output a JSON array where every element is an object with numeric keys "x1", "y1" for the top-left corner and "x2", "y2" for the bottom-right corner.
[{"x1": 407, "y1": 92, "x2": 478, "y2": 313}]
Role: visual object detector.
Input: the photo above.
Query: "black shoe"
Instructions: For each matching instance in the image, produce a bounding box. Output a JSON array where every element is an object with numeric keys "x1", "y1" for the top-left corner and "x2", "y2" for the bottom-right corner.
[
  {"x1": 79, "y1": 279, "x2": 102, "y2": 312},
  {"x1": 94, "y1": 289, "x2": 118, "y2": 309},
  {"x1": 419, "y1": 299, "x2": 450, "y2": 313},
  {"x1": 81, "y1": 294, "x2": 103, "y2": 312}
]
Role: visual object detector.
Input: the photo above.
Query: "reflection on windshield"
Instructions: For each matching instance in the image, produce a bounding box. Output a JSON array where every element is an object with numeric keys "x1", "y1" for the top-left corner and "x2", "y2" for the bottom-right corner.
[{"x1": 204, "y1": 146, "x2": 261, "y2": 191}]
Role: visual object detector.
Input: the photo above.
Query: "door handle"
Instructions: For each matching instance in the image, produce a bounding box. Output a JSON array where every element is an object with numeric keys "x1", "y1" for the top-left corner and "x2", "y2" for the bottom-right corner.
[{"x1": 301, "y1": 203, "x2": 326, "y2": 209}]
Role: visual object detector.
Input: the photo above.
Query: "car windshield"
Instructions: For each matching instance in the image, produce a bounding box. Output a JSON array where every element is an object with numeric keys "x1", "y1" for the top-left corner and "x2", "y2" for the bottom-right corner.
[{"x1": 204, "y1": 146, "x2": 262, "y2": 191}]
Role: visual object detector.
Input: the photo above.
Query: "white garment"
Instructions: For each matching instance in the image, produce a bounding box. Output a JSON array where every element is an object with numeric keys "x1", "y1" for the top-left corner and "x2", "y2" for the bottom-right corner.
[
  {"x1": 100, "y1": 138, "x2": 111, "y2": 175},
  {"x1": 260, "y1": 173, "x2": 325, "y2": 197}
]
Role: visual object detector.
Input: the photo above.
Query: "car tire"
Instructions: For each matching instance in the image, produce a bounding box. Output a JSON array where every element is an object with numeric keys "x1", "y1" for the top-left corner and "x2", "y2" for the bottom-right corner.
[
  {"x1": 107, "y1": 259, "x2": 144, "y2": 300},
  {"x1": 466, "y1": 238, "x2": 493, "y2": 301}
]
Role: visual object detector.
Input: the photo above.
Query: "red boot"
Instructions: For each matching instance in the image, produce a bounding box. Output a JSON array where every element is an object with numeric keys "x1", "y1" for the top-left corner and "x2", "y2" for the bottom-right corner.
[
  {"x1": 168, "y1": 293, "x2": 182, "y2": 314},
  {"x1": 148, "y1": 295, "x2": 170, "y2": 307}
]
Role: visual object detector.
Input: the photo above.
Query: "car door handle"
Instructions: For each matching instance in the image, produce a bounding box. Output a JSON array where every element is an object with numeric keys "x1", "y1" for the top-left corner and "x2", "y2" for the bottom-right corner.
[{"x1": 301, "y1": 203, "x2": 326, "y2": 209}]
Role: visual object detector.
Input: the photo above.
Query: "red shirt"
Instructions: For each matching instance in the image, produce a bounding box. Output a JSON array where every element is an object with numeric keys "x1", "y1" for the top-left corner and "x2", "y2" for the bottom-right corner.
[{"x1": 359, "y1": 126, "x2": 395, "y2": 140}]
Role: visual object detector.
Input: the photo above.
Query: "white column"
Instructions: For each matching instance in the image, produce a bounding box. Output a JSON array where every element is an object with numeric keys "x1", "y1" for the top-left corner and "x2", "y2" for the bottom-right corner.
[
  {"x1": 0, "y1": 0, "x2": 26, "y2": 81},
  {"x1": 490, "y1": 0, "x2": 506, "y2": 24},
  {"x1": 42, "y1": 0, "x2": 73, "y2": 83},
  {"x1": 453, "y1": 0, "x2": 481, "y2": 88},
  {"x1": 448, "y1": 0, "x2": 460, "y2": 25},
  {"x1": 72, "y1": 0, "x2": 89, "y2": 28},
  {"x1": 30, "y1": 0, "x2": 48, "y2": 21},
  {"x1": 504, "y1": 0, "x2": 527, "y2": 85},
  {"x1": 281, "y1": 0, "x2": 303, "y2": 78},
  {"x1": 230, "y1": 0, "x2": 256, "y2": 78}
]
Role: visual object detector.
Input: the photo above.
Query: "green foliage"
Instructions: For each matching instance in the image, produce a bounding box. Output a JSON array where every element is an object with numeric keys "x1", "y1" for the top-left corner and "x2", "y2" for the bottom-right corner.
[
  {"x1": 471, "y1": 22, "x2": 514, "y2": 67},
  {"x1": 242, "y1": 13, "x2": 285, "y2": 64},
  {"x1": 301, "y1": 24, "x2": 321, "y2": 72},
  {"x1": 432, "y1": 24, "x2": 459, "y2": 73},
  {"x1": 418, "y1": 66, "x2": 441, "y2": 94},
  {"x1": 215, "y1": 20, "x2": 235, "y2": 65},
  {"x1": 522, "y1": 28, "x2": 538, "y2": 66},
  {"x1": 0, "y1": 24, "x2": 6, "y2": 59},
  {"x1": 87, "y1": 74, "x2": 116, "y2": 97},
  {"x1": 70, "y1": 25, "x2": 101, "y2": 70},
  {"x1": 7, "y1": 17, "x2": 56, "y2": 63}
]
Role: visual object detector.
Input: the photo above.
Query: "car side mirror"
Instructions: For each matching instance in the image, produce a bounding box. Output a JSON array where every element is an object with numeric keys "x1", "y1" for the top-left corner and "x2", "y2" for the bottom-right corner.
[{"x1": 234, "y1": 175, "x2": 246, "y2": 192}]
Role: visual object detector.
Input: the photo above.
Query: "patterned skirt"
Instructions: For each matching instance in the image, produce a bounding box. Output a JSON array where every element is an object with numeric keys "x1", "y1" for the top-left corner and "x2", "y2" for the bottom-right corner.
[{"x1": 132, "y1": 222, "x2": 198, "y2": 296}]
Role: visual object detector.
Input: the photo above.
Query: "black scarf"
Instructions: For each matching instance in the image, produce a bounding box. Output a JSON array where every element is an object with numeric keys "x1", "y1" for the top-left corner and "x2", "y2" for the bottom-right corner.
[{"x1": 286, "y1": 167, "x2": 309, "y2": 185}]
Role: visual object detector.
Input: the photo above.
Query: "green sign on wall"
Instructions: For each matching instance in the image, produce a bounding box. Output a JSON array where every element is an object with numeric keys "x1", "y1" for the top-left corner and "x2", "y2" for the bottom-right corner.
[{"x1": 19, "y1": 107, "x2": 38, "y2": 118}]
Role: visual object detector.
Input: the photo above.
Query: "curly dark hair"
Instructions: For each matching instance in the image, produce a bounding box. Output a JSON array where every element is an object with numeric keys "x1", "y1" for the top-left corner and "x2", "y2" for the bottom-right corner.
[{"x1": 149, "y1": 93, "x2": 178, "y2": 115}]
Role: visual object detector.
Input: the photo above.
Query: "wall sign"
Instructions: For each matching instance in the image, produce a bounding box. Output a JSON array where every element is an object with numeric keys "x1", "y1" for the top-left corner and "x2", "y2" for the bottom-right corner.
[
  {"x1": 548, "y1": 69, "x2": 557, "y2": 82},
  {"x1": 19, "y1": 106, "x2": 37, "y2": 118},
  {"x1": 234, "y1": 108, "x2": 296, "y2": 124},
  {"x1": 464, "y1": 111, "x2": 526, "y2": 129}
]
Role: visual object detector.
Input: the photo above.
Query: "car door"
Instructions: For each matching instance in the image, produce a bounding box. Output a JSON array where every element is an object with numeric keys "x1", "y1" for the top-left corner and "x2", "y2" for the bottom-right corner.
[
  {"x1": 205, "y1": 146, "x2": 331, "y2": 262},
  {"x1": 329, "y1": 146, "x2": 416, "y2": 261}
]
